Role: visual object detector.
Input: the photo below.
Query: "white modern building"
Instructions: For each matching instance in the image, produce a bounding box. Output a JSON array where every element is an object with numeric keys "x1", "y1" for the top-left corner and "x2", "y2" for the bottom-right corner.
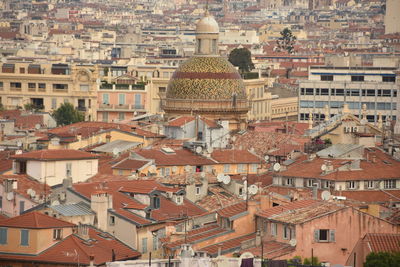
[{"x1": 299, "y1": 66, "x2": 398, "y2": 125}]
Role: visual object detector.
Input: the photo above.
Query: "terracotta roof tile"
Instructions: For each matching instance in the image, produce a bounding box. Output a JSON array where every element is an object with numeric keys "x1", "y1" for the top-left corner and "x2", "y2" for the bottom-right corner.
[
  {"x1": 196, "y1": 186, "x2": 241, "y2": 212},
  {"x1": 136, "y1": 148, "x2": 215, "y2": 166},
  {"x1": 0, "y1": 174, "x2": 50, "y2": 201},
  {"x1": 167, "y1": 116, "x2": 196, "y2": 127},
  {"x1": 211, "y1": 150, "x2": 261, "y2": 164},
  {"x1": 242, "y1": 240, "x2": 295, "y2": 259},
  {"x1": 112, "y1": 158, "x2": 150, "y2": 170},
  {"x1": 200, "y1": 233, "x2": 256, "y2": 256},
  {"x1": 217, "y1": 201, "x2": 247, "y2": 218},
  {"x1": 365, "y1": 233, "x2": 400, "y2": 253},
  {"x1": 257, "y1": 199, "x2": 319, "y2": 218},
  {"x1": 0, "y1": 227, "x2": 140, "y2": 264},
  {"x1": 11, "y1": 149, "x2": 98, "y2": 161},
  {"x1": 0, "y1": 211, "x2": 75, "y2": 229}
]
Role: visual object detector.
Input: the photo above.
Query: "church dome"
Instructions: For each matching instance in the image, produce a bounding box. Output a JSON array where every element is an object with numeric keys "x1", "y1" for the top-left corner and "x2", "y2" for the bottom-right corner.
[
  {"x1": 166, "y1": 56, "x2": 247, "y2": 100},
  {"x1": 196, "y1": 14, "x2": 219, "y2": 34}
]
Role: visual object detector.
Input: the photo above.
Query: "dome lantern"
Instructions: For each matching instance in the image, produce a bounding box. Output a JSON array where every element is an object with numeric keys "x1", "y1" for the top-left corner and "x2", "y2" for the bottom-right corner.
[{"x1": 195, "y1": 12, "x2": 219, "y2": 56}]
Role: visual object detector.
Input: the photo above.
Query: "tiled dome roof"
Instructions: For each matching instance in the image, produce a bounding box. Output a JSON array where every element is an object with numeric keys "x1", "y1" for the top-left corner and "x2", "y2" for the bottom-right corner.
[{"x1": 166, "y1": 56, "x2": 247, "y2": 100}]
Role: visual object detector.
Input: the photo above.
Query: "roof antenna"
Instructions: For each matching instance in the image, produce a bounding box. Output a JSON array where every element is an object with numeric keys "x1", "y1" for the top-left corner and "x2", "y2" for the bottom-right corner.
[{"x1": 205, "y1": 0, "x2": 209, "y2": 16}]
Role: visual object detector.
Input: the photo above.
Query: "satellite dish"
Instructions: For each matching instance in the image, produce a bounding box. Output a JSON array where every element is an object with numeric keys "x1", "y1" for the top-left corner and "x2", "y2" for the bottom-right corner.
[
  {"x1": 195, "y1": 146, "x2": 203, "y2": 154},
  {"x1": 27, "y1": 188, "x2": 32, "y2": 196},
  {"x1": 16, "y1": 141, "x2": 22, "y2": 147},
  {"x1": 273, "y1": 163, "x2": 281, "y2": 172},
  {"x1": 222, "y1": 175, "x2": 231, "y2": 185},
  {"x1": 232, "y1": 136, "x2": 236, "y2": 142},
  {"x1": 289, "y1": 239, "x2": 297, "y2": 247},
  {"x1": 217, "y1": 173, "x2": 224, "y2": 182},
  {"x1": 248, "y1": 184, "x2": 258, "y2": 195},
  {"x1": 6, "y1": 192, "x2": 14, "y2": 201},
  {"x1": 35, "y1": 124, "x2": 41, "y2": 130},
  {"x1": 264, "y1": 155, "x2": 269, "y2": 162},
  {"x1": 207, "y1": 146, "x2": 214, "y2": 154},
  {"x1": 172, "y1": 166, "x2": 178, "y2": 173},
  {"x1": 16, "y1": 150, "x2": 23, "y2": 155},
  {"x1": 52, "y1": 200, "x2": 60, "y2": 206},
  {"x1": 30, "y1": 189, "x2": 36, "y2": 197},
  {"x1": 321, "y1": 164, "x2": 327, "y2": 171},
  {"x1": 200, "y1": 172, "x2": 206, "y2": 178},
  {"x1": 321, "y1": 190, "x2": 331, "y2": 200}
]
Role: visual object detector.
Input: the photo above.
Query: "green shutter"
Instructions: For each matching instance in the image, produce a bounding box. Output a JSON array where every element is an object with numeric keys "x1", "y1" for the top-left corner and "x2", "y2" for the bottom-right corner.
[
  {"x1": 20, "y1": 229, "x2": 29, "y2": 246},
  {"x1": 0, "y1": 228, "x2": 7, "y2": 244},
  {"x1": 314, "y1": 229, "x2": 319, "y2": 242},
  {"x1": 330, "y1": 230, "x2": 335, "y2": 242}
]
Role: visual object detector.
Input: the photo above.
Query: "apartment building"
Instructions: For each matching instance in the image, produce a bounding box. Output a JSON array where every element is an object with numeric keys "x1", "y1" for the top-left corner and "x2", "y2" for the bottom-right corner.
[
  {"x1": 0, "y1": 62, "x2": 98, "y2": 121},
  {"x1": 299, "y1": 66, "x2": 398, "y2": 124}
]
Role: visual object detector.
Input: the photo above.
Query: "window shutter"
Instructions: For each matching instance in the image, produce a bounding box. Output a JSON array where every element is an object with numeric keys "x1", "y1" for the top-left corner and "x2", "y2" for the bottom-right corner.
[
  {"x1": 364, "y1": 181, "x2": 368, "y2": 189},
  {"x1": 0, "y1": 228, "x2": 7, "y2": 244},
  {"x1": 314, "y1": 229, "x2": 319, "y2": 242},
  {"x1": 329, "y1": 230, "x2": 335, "y2": 242}
]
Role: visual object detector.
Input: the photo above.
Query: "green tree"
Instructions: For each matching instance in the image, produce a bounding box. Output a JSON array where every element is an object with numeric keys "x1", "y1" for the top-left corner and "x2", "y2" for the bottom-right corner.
[
  {"x1": 52, "y1": 102, "x2": 84, "y2": 126},
  {"x1": 228, "y1": 47, "x2": 255, "y2": 74},
  {"x1": 365, "y1": 252, "x2": 400, "y2": 267},
  {"x1": 276, "y1": 28, "x2": 297, "y2": 54}
]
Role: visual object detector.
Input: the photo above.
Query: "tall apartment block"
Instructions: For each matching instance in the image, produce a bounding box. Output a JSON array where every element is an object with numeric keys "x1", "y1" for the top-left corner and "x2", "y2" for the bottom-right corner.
[
  {"x1": 0, "y1": 62, "x2": 98, "y2": 121},
  {"x1": 299, "y1": 66, "x2": 398, "y2": 125}
]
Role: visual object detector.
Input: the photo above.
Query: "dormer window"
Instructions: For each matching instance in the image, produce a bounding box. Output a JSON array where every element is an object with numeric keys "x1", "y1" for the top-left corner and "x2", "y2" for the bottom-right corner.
[
  {"x1": 176, "y1": 196, "x2": 183, "y2": 205},
  {"x1": 152, "y1": 196, "x2": 160, "y2": 209},
  {"x1": 53, "y1": 229, "x2": 62, "y2": 240}
]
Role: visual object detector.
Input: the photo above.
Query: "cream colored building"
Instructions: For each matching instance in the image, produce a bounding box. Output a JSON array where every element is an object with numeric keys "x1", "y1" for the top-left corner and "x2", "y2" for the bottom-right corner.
[
  {"x1": 11, "y1": 150, "x2": 99, "y2": 186},
  {"x1": 0, "y1": 62, "x2": 98, "y2": 121},
  {"x1": 385, "y1": 0, "x2": 400, "y2": 34}
]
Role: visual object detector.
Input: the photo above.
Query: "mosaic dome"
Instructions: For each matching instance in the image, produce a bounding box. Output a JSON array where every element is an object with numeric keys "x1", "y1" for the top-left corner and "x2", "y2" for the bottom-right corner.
[{"x1": 166, "y1": 56, "x2": 247, "y2": 100}]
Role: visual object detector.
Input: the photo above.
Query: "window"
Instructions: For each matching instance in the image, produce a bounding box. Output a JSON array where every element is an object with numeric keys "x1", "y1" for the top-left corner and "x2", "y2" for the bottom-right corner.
[
  {"x1": 38, "y1": 83, "x2": 46, "y2": 89},
  {"x1": 314, "y1": 229, "x2": 335, "y2": 243},
  {"x1": 382, "y1": 76, "x2": 396, "y2": 83},
  {"x1": 66, "y1": 163, "x2": 72, "y2": 177},
  {"x1": 271, "y1": 223, "x2": 277, "y2": 236},
  {"x1": 347, "y1": 181, "x2": 356, "y2": 189},
  {"x1": 307, "y1": 179, "x2": 315, "y2": 187},
  {"x1": 176, "y1": 196, "x2": 183, "y2": 204},
  {"x1": 153, "y1": 235, "x2": 158, "y2": 250},
  {"x1": 351, "y1": 75, "x2": 364, "y2": 82},
  {"x1": 350, "y1": 89, "x2": 359, "y2": 96},
  {"x1": 366, "y1": 90, "x2": 375, "y2": 97},
  {"x1": 0, "y1": 82, "x2": 3, "y2": 89},
  {"x1": 118, "y1": 112, "x2": 125, "y2": 121},
  {"x1": 20, "y1": 229, "x2": 29, "y2": 246},
  {"x1": 224, "y1": 164, "x2": 230, "y2": 173},
  {"x1": 321, "y1": 75, "x2": 333, "y2": 81},
  {"x1": 102, "y1": 112, "x2": 108, "y2": 122},
  {"x1": 0, "y1": 228, "x2": 7, "y2": 244},
  {"x1": 305, "y1": 88, "x2": 314, "y2": 95},
  {"x1": 196, "y1": 186, "x2": 201, "y2": 195},
  {"x1": 165, "y1": 168, "x2": 170, "y2": 176},
  {"x1": 158, "y1": 87, "x2": 166, "y2": 93},
  {"x1": 134, "y1": 94, "x2": 142, "y2": 109},
  {"x1": 141, "y1": 237, "x2": 148, "y2": 253},
  {"x1": 118, "y1": 94, "x2": 125, "y2": 105},
  {"x1": 0, "y1": 196, "x2": 2, "y2": 209},
  {"x1": 366, "y1": 181, "x2": 375, "y2": 189},
  {"x1": 53, "y1": 84, "x2": 68, "y2": 90},
  {"x1": 28, "y1": 83, "x2": 36, "y2": 89},
  {"x1": 237, "y1": 164, "x2": 245, "y2": 173},
  {"x1": 53, "y1": 229, "x2": 62, "y2": 240},
  {"x1": 109, "y1": 215, "x2": 115, "y2": 226},
  {"x1": 239, "y1": 187, "x2": 243, "y2": 196},
  {"x1": 50, "y1": 98, "x2": 57, "y2": 109},
  {"x1": 19, "y1": 201, "x2": 25, "y2": 214},
  {"x1": 251, "y1": 164, "x2": 258, "y2": 173},
  {"x1": 285, "y1": 178, "x2": 294, "y2": 186},
  {"x1": 153, "y1": 196, "x2": 160, "y2": 209},
  {"x1": 321, "y1": 88, "x2": 329, "y2": 95},
  {"x1": 335, "y1": 89, "x2": 344, "y2": 96},
  {"x1": 283, "y1": 225, "x2": 290, "y2": 239},
  {"x1": 384, "y1": 180, "x2": 396, "y2": 189},
  {"x1": 10, "y1": 82, "x2": 22, "y2": 89},
  {"x1": 103, "y1": 93, "x2": 109, "y2": 104}
]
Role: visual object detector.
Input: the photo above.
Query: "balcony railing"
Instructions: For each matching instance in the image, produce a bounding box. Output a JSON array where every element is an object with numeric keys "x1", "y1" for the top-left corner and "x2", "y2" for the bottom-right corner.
[
  {"x1": 100, "y1": 83, "x2": 145, "y2": 91},
  {"x1": 98, "y1": 103, "x2": 145, "y2": 111},
  {"x1": 162, "y1": 98, "x2": 250, "y2": 113},
  {"x1": 77, "y1": 106, "x2": 87, "y2": 111}
]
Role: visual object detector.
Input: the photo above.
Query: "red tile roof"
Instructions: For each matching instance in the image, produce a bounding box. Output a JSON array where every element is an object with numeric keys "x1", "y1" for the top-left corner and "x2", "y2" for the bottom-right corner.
[
  {"x1": 11, "y1": 149, "x2": 99, "y2": 161},
  {"x1": 217, "y1": 201, "x2": 247, "y2": 218},
  {"x1": 364, "y1": 233, "x2": 400, "y2": 253},
  {"x1": 112, "y1": 158, "x2": 150, "y2": 170},
  {"x1": 0, "y1": 174, "x2": 50, "y2": 202},
  {"x1": 242, "y1": 240, "x2": 295, "y2": 259},
  {"x1": 0, "y1": 227, "x2": 140, "y2": 265},
  {"x1": 135, "y1": 148, "x2": 215, "y2": 166},
  {"x1": 211, "y1": 150, "x2": 261, "y2": 164},
  {"x1": 257, "y1": 199, "x2": 319, "y2": 218},
  {"x1": 338, "y1": 190, "x2": 400, "y2": 203},
  {"x1": 278, "y1": 148, "x2": 400, "y2": 181},
  {"x1": 167, "y1": 116, "x2": 196, "y2": 127},
  {"x1": 196, "y1": 186, "x2": 242, "y2": 212},
  {"x1": 200, "y1": 233, "x2": 256, "y2": 256},
  {"x1": 0, "y1": 150, "x2": 14, "y2": 173},
  {"x1": 0, "y1": 211, "x2": 75, "y2": 229},
  {"x1": 231, "y1": 173, "x2": 273, "y2": 187},
  {"x1": 72, "y1": 180, "x2": 205, "y2": 225}
]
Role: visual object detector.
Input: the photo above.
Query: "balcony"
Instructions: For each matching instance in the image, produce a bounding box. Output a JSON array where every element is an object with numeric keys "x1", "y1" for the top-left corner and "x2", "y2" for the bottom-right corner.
[
  {"x1": 98, "y1": 104, "x2": 146, "y2": 112},
  {"x1": 77, "y1": 106, "x2": 87, "y2": 111}
]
